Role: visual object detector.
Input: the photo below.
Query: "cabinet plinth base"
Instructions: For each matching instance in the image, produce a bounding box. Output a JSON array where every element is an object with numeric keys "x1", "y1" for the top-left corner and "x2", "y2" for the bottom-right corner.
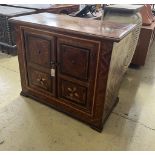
[{"x1": 20, "y1": 90, "x2": 119, "y2": 132}]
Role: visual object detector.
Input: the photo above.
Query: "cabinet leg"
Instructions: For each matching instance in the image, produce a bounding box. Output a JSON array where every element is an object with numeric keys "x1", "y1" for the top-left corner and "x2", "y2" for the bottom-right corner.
[
  {"x1": 90, "y1": 97, "x2": 119, "y2": 132},
  {"x1": 90, "y1": 124, "x2": 103, "y2": 132},
  {"x1": 20, "y1": 91, "x2": 29, "y2": 97}
]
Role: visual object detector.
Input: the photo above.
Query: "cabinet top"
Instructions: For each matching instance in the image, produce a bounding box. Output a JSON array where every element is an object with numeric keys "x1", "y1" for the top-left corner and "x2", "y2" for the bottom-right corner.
[
  {"x1": 10, "y1": 12, "x2": 136, "y2": 42},
  {"x1": 0, "y1": 6, "x2": 35, "y2": 17},
  {"x1": 4, "y1": 4, "x2": 78, "y2": 10},
  {"x1": 104, "y1": 5, "x2": 143, "y2": 14}
]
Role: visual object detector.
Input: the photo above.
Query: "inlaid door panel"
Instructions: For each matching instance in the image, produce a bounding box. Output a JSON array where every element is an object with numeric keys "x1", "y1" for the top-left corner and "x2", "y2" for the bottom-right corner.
[
  {"x1": 58, "y1": 44, "x2": 90, "y2": 80},
  {"x1": 57, "y1": 36, "x2": 99, "y2": 112},
  {"x1": 24, "y1": 31, "x2": 55, "y2": 68},
  {"x1": 57, "y1": 37, "x2": 99, "y2": 82},
  {"x1": 60, "y1": 79, "x2": 87, "y2": 106},
  {"x1": 28, "y1": 67, "x2": 53, "y2": 93},
  {"x1": 23, "y1": 28, "x2": 56, "y2": 96}
]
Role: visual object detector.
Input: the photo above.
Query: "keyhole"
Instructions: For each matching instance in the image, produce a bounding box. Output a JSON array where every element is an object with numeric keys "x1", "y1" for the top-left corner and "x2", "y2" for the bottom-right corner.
[
  {"x1": 38, "y1": 50, "x2": 41, "y2": 54},
  {"x1": 71, "y1": 60, "x2": 75, "y2": 64}
]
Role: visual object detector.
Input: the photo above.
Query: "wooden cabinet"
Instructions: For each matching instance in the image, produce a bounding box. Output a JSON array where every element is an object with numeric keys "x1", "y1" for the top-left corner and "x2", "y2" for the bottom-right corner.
[
  {"x1": 10, "y1": 13, "x2": 136, "y2": 131},
  {"x1": 0, "y1": 5, "x2": 36, "y2": 55},
  {"x1": 46, "y1": 5, "x2": 79, "y2": 14},
  {"x1": 2, "y1": 4, "x2": 79, "y2": 14},
  {"x1": 131, "y1": 22, "x2": 155, "y2": 66}
]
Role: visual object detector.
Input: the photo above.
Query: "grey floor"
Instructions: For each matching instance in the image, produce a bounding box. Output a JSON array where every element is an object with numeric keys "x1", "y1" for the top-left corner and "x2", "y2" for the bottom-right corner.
[{"x1": 0, "y1": 41, "x2": 155, "y2": 150}]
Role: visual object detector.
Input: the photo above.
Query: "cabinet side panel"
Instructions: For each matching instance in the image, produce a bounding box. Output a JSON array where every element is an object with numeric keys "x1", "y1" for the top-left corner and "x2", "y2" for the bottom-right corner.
[
  {"x1": 14, "y1": 25, "x2": 29, "y2": 93},
  {"x1": 92, "y1": 40, "x2": 113, "y2": 129},
  {"x1": 104, "y1": 33, "x2": 133, "y2": 120}
]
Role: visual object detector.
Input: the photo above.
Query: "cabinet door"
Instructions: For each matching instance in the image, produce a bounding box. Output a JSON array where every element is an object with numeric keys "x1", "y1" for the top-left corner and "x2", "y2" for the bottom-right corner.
[
  {"x1": 24, "y1": 29, "x2": 56, "y2": 96},
  {"x1": 57, "y1": 37, "x2": 99, "y2": 113}
]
